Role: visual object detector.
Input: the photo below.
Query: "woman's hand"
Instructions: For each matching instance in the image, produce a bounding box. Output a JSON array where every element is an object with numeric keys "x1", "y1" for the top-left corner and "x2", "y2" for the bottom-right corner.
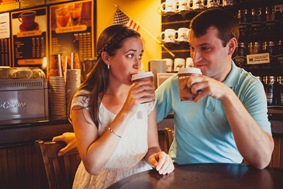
[
  {"x1": 148, "y1": 151, "x2": 175, "y2": 175},
  {"x1": 52, "y1": 132, "x2": 77, "y2": 156},
  {"x1": 123, "y1": 80, "x2": 155, "y2": 113}
]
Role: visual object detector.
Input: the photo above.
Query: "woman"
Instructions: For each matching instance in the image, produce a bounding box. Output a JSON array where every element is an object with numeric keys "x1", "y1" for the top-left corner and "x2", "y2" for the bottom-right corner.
[{"x1": 69, "y1": 25, "x2": 174, "y2": 189}]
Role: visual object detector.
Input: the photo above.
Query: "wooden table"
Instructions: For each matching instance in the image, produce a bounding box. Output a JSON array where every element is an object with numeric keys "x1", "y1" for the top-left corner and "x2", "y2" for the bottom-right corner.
[{"x1": 107, "y1": 163, "x2": 283, "y2": 189}]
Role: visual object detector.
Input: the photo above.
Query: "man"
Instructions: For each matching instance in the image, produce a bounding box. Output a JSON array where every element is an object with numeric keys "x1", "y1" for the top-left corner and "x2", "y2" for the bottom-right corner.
[{"x1": 156, "y1": 8, "x2": 274, "y2": 169}]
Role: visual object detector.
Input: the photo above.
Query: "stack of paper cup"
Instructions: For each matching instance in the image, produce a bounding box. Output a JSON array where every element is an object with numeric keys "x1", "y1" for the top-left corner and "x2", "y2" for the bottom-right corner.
[
  {"x1": 66, "y1": 69, "x2": 81, "y2": 112},
  {"x1": 148, "y1": 59, "x2": 167, "y2": 87},
  {"x1": 48, "y1": 76, "x2": 67, "y2": 119}
]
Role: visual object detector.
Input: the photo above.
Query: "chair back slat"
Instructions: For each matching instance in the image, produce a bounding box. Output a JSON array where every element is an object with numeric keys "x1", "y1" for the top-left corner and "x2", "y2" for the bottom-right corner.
[
  {"x1": 164, "y1": 128, "x2": 175, "y2": 153},
  {"x1": 35, "y1": 140, "x2": 80, "y2": 189}
]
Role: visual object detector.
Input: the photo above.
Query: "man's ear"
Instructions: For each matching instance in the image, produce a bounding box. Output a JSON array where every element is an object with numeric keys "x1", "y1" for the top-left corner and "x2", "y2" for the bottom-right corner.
[
  {"x1": 228, "y1": 38, "x2": 237, "y2": 55},
  {"x1": 101, "y1": 52, "x2": 111, "y2": 64}
]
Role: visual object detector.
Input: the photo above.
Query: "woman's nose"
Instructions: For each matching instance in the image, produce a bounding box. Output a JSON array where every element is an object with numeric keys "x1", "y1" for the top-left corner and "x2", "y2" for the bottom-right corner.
[{"x1": 133, "y1": 58, "x2": 141, "y2": 69}]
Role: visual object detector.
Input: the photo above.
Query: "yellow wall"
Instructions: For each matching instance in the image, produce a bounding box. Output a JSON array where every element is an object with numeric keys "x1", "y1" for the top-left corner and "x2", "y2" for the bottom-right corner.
[{"x1": 96, "y1": 0, "x2": 162, "y2": 71}]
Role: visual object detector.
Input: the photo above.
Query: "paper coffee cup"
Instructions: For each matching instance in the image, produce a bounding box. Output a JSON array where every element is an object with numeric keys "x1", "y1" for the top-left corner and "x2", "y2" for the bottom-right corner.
[
  {"x1": 178, "y1": 68, "x2": 202, "y2": 101},
  {"x1": 131, "y1": 71, "x2": 154, "y2": 82},
  {"x1": 131, "y1": 72, "x2": 154, "y2": 104}
]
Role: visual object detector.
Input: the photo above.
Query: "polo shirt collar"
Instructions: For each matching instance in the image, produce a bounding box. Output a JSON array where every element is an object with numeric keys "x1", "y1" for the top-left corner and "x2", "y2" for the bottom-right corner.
[{"x1": 223, "y1": 61, "x2": 241, "y2": 88}]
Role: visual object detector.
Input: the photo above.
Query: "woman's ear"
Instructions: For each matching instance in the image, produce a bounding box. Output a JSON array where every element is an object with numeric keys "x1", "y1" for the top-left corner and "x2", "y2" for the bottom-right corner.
[{"x1": 101, "y1": 52, "x2": 111, "y2": 64}]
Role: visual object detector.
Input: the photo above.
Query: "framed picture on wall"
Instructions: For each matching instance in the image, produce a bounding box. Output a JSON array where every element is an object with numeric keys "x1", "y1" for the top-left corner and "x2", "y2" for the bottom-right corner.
[
  {"x1": 11, "y1": 7, "x2": 48, "y2": 67},
  {"x1": 49, "y1": 0, "x2": 95, "y2": 71}
]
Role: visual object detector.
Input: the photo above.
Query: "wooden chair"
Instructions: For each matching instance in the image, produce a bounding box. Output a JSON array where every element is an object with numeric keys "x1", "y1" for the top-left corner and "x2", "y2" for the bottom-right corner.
[
  {"x1": 164, "y1": 127, "x2": 175, "y2": 153},
  {"x1": 35, "y1": 140, "x2": 81, "y2": 189}
]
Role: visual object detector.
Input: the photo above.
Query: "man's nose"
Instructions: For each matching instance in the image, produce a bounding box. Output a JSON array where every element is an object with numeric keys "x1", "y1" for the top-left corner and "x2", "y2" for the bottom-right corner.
[{"x1": 192, "y1": 50, "x2": 202, "y2": 63}]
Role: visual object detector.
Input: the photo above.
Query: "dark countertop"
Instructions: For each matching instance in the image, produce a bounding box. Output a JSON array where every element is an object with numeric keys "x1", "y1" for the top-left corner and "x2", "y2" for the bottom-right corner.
[
  {"x1": 0, "y1": 118, "x2": 72, "y2": 146},
  {"x1": 107, "y1": 163, "x2": 283, "y2": 189}
]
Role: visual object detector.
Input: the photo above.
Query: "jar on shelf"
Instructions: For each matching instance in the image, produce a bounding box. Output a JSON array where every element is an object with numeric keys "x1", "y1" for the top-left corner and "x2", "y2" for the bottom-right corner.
[
  {"x1": 233, "y1": 42, "x2": 247, "y2": 68},
  {"x1": 238, "y1": 9, "x2": 250, "y2": 40},
  {"x1": 276, "y1": 40, "x2": 283, "y2": 67},
  {"x1": 275, "y1": 6, "x2": 283, "y2": 37},
  {"x1": 274, "y1": 6, "x2": 282, "y2": 21},
  {"x1": 250, "y1": 8, "x2": 264, "y2": 39},
  {"x1": 263, "y1": 76, "x2": 276, "y2": 105},
  {"x1": 265, "y1": 6, "x2": 275, "y2": 22},
  {"x1": 264, "y1": 6, "x2": 276, "y2": 37},
  {"x1": 262, "y1": 41, "x2": 276, "y2": 67},
  {"x1": 277, "y1": 76, "x2": 283, "y2": 105},
  {"x1": 222, "y1": 0, "x2": 234, "y2": 7},
  {"x1": 248, "y1": 41, "x2": 261, "y2": 54},
  {"x1": 251, "y1": 8, "x2": 263, "y2": 22},
  {"x1": 238, "y1": 9, "x2": 250, "y2": 23}
]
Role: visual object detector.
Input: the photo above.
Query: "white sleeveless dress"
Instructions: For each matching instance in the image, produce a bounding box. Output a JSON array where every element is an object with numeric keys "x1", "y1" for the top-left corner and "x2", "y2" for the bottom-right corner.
[{"x1": 72, "y1": 90, "x2": 154, "y2": 189}]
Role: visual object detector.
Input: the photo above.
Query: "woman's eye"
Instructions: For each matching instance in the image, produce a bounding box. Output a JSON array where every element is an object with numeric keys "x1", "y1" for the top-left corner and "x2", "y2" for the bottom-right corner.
[
  {"x1": 126, "y1": 54, "x2": 134, "y2": 58},
  {"x1": 138, "y1": 54, "x2": 143, "y2": 60}
]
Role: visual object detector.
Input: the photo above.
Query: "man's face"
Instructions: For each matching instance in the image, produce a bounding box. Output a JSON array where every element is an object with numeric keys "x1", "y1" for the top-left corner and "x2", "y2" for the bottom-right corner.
[{"x1": 189, "y1": 26, "x2": 232, "y2": 81}]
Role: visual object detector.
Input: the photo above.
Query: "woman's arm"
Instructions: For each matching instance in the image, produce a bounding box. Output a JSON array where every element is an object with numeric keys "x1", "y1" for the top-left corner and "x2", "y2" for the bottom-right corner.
[{"x1": 144, "y1": 107, "x2": 175, "y2": 175}]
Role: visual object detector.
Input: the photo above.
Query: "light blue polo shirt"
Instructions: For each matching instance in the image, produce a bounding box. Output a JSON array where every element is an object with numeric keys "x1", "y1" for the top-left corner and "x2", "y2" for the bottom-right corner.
[{"x1": 156, "y1": 61, "x2": 271, "y2": 165}]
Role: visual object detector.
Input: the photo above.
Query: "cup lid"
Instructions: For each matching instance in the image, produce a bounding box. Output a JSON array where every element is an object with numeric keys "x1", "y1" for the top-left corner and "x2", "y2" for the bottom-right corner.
[
  {"x1": 131, "y1": 71, "x2": 153, "y2": 81},
  {"x1": 178, "y1": 68, "x2": 202, "y2": 75}
]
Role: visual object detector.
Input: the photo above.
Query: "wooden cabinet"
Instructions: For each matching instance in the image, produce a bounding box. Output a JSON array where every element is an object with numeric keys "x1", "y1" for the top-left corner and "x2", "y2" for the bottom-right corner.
[
  {"x1": 270, "y1": 136, "x2": 283, "y2": 168},
  {"x1": 0, "y1": 142, "x2": 45, "y2": 189},
  {"x1": 0, "y1": 120, "x2": 73, "y2": 189}
]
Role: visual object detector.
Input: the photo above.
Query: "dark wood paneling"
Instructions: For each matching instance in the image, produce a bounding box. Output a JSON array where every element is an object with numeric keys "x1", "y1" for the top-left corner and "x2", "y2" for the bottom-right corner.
[{"x1": 0, "y1": 121, "x2": 73, "y2": 189}]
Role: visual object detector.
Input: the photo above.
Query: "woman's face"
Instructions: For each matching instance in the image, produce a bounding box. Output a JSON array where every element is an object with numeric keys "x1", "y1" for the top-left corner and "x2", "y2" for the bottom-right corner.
[{"x1": 108, "y1": 37, "x2": 144, "y2": 85}]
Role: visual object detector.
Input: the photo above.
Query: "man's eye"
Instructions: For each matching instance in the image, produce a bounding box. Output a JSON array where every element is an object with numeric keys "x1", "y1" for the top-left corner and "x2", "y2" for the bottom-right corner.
[{"x1": 201, "y1": 46, "x2": 211, "y2": 52}]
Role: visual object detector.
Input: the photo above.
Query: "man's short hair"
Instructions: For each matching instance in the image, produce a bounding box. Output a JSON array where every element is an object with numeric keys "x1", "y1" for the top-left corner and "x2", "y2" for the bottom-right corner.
[{"x1": 190, "y1": 8, "x2": 239, "y2": 47}]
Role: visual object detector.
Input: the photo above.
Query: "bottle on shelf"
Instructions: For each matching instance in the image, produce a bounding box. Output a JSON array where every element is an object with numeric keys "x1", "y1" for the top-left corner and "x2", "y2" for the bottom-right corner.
[
  {"x1": 264, "y1": 6, "x2": 276, "y2": 38},
  {"x1": 237, "y1": 9, "x2": 250, "y2": 41},
  {"x1": 263, "y1": 76, "x2": 276, "y2": 106},
  {"x1": 262, "y1": 41, "x2": 276, "y2": 67},
  {"x1": 276, "y1": 40, "x2": 283, "y2": 67},
  {"x1": 277, "y1": 76, "x2": 283, "y2": 105},
  {"x1": 233, "y1": 42, "x2": 247, "y2": 68},
  {"x1": 250, "y1": 8, "x2": 264, "y2": 40}
]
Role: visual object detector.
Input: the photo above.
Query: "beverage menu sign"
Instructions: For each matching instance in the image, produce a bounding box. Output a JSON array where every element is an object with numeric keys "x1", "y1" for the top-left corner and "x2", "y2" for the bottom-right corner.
[
  {"x1": 11, "y1": 7, "x2": 48, "y2": 67},
  {"x1": 0, "y1": 12, "x2": 10, "y2": 66},
  {"x1": 0, "y1": 12, "x2": 10, "y2": 39},
  {"x1": 49, "y1": 0, "x2": 94, "y2": 63}
]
